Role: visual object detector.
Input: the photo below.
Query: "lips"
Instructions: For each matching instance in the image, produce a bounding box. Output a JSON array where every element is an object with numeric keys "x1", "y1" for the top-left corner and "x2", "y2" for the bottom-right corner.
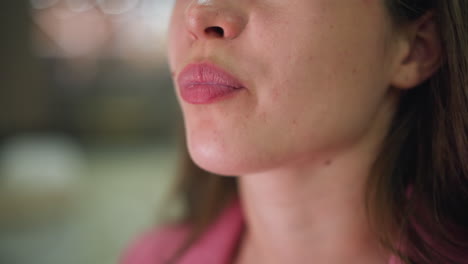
[{"x1": 177, "y1": 62, "x2": 246, "y2": 104}]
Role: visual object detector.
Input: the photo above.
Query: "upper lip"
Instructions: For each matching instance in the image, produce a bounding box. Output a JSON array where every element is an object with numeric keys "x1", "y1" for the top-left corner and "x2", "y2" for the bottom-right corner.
[{"x1": 177, "y1": 62, "x2": 246, "y2": 90}]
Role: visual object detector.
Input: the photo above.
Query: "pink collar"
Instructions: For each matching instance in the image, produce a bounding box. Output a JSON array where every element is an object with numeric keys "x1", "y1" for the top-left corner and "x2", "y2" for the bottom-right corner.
[{"x1": 178, "y1": 199, "x2": 244, "y2": 264}]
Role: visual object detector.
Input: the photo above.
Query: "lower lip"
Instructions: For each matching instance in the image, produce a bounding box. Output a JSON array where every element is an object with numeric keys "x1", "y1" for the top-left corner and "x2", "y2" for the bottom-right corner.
[{"x1": 179, "y1": 83, "x2": 244, "y2": 104}]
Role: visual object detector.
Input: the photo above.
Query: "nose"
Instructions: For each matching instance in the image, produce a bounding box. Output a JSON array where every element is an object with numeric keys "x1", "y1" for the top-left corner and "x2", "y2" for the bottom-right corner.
[{"x1": 185, "y1": 0, "x2": 247, "y2": 40}]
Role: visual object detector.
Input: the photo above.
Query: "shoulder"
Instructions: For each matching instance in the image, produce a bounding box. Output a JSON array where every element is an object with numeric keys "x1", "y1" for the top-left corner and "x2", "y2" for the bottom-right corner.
[{"x1": 119, "y1": 224, "x2": 190, "y2": 264}]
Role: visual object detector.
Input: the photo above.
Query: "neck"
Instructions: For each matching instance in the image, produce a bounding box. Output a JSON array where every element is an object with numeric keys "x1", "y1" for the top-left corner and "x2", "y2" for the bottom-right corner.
[{"x1": 235, "y1": 96, "x2": 397, "y2": 264}]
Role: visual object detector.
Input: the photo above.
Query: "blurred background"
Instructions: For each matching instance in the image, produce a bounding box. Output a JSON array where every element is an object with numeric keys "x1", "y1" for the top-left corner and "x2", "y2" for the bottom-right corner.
[{"x1": 0, "y1": 1, "x2": 181, "y2": 263}]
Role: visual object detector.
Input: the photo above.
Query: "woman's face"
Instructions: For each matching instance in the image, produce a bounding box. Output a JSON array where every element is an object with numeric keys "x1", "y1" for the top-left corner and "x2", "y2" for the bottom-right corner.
[{"x1": 168, "y1": 0, "x2": 402, "y2": 175}]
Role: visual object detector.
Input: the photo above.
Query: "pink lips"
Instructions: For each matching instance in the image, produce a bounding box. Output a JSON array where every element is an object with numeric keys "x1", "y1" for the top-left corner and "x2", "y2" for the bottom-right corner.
[{"x1": 177, "y1": 63, "x2": 246, "y2": 104}]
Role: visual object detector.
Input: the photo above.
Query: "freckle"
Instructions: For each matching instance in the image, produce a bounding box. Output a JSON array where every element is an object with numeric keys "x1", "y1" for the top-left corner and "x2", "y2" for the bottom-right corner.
[
  {"x1": 272, "y1": 89, "x2": 280, "y2": 100},
  {"x1": 258, "y1": 111, "x2": 267, "y2": 122},
  {"x1": 324, "y1": 159, "x2": 332, "y2": 166}
]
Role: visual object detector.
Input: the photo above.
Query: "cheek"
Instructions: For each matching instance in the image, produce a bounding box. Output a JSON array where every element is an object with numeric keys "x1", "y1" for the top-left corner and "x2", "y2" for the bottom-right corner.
[
  {"x1": 244, "y1": 4, "x2": 393, "y2": 152},
  {"x1": 167, "y1": 4, "x2": 189, "y2": 72}
]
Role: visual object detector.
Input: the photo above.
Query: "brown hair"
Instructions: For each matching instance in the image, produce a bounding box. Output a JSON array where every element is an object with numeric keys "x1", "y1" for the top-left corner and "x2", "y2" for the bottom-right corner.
[
  {"x1": 371, "y1": 0, "x2": 468, "y2": 263},
  {"x1": 167, "y1": 1, "x2": 468, "y2": 263}
]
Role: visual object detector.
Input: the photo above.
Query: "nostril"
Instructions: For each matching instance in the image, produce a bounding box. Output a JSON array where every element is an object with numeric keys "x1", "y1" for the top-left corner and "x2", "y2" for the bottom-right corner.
[{"x1": 204, "y1": 26, "x2": 224, "y2": 38}]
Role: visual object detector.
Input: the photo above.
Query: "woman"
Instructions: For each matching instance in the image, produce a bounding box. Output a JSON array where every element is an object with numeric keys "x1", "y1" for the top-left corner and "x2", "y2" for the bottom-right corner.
[{"x1": 122, "y1": 0, "x2": 468, "y2": 263}]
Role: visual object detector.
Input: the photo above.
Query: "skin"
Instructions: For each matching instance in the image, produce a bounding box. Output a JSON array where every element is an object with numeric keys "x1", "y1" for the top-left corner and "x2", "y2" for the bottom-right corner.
[{"x1": 168, "y1": 0, "x2": 441, "y2": 263}]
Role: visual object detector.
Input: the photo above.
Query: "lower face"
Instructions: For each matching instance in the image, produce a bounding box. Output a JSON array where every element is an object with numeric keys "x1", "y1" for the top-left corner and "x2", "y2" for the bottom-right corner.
[{"x1": 168, "y1": 0, "x2": 399, "y2": 176}]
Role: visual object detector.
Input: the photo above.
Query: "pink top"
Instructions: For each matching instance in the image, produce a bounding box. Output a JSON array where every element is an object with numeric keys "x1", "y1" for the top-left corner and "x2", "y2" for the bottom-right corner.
[{"x1": 120, "y1": 199, "x2": 400, "y2": 264}]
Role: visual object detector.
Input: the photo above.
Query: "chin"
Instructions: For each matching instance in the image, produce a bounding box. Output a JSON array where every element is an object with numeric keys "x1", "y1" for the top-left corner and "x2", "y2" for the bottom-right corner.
[
  {"x1": 187, "y1": 142, "x2": 244, "y2": 176},
  {"x1": 186, "y1": 138, "x2": 271, "y2": 176}
]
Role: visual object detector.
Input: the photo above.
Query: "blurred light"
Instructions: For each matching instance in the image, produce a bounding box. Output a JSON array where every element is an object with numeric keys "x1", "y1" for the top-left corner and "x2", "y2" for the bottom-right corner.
[
  {"x1": 30, "y1": 0, "x2": 60, "y2": 9},
  {"x1": 139, "y1": 0, "x2": 173, "y2": 36},
  {"x1": 65, "y1": 0, "x2": 95, "y2": 13},
  {"x1": 97, "y1": 0, "x2": 139, "y2": 15},
  {"x1": 33, "y1": 5, "x2": 112, "y2": 58},
  {"x1": 31, "y1": 0, "x2": 175, "y2": 66},
  {"x1": 0, "y1": 135, "x2": 85, "y2": 193}
]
